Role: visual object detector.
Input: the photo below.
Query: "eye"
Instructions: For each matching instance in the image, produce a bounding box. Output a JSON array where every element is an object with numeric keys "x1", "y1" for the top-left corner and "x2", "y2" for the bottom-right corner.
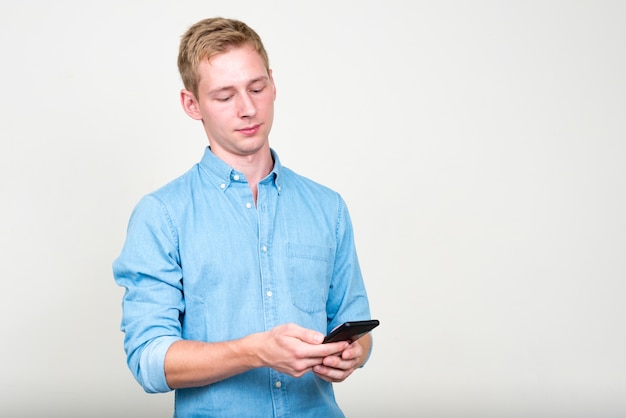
[
  {"x1": 215, "y1": 96, "x2": 233, "y2": 102},
  {"x1": 249, "y1": 81, "x2": 267, "y2": 94}
]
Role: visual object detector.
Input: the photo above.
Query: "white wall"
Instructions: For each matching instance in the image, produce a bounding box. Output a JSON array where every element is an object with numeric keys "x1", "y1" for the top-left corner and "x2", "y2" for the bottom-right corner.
[{"x1": 1, "y1": 1, "x2": 625, "y2": 417}]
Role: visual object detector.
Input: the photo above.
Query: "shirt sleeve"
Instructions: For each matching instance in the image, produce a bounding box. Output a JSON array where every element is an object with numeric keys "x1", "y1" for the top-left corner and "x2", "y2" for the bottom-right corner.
[
  {"x1": 112, "y1": 194, "x2": 184, "y2": 393},
  {"x1": 326, "y1": 195, "x2": 372, "y2": 332}
]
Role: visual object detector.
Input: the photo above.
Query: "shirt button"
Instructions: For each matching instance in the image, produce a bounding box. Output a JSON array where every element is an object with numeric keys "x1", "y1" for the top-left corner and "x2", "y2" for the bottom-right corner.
[
  {"x1": 220, "y1": 183, "x2": 226, "y2": 189},
  {"x1": 275, "y1": 381, "x2": 282, "y2": 388},
  {"x1": 262, "y1": 245, "x2": 267, "y2": 252},
  {"x1": 266, "y1": 290, "x2": 273, "y2": 297},
  {"x1": 233, "y1": 174, "x2": 240, "y2": 181},
  {"x1": 246, "y1": 202, "x2": 252, "y2": 209}
]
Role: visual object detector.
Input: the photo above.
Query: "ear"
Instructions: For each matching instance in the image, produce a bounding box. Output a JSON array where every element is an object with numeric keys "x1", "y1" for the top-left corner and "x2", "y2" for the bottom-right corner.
[
  {"x1": 269, "y1": 69, "x2": 277, "y2": 100},
  {"x1": 180, "y1": 89, "x2": 202, "y2": 120}
]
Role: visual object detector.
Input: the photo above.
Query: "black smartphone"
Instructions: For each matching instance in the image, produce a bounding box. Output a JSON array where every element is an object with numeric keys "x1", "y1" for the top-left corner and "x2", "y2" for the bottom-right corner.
[{"x1": 323, "y1": 319, "x2": 380, "y2": 343}]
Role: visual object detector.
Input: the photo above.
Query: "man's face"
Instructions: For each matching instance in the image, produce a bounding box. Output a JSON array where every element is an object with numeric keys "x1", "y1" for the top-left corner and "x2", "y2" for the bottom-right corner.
[{"x1": 183, "y1": 44, "x2": 276, "y2": 161}]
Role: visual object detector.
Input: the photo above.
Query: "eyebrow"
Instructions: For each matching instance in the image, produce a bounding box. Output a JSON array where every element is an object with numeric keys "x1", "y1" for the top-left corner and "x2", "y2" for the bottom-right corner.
[{"x1": 207, "y1": 76, "x2": 270, "y2": 96}]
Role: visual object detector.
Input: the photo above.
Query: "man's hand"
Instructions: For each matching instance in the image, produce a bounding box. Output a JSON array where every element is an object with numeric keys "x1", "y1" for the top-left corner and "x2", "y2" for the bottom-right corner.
[
  {"x1": 312, "y1": 333, "x2": 372, "y2": 383},
  {"x1": 254, "y1": 323, "x2": 349, "y2": 378}
]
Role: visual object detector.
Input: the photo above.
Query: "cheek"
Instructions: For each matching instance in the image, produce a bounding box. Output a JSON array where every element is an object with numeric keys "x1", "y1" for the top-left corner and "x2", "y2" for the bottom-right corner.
[
  {"x1": 256, "y1": 91, "x2": 275, "y2": 108},
  {"x1": 203, "y1": 107, "x2": 231, "y2": 125},
  {"x1": 258, "y1": 99, "x2": 275, "y2": 115}
]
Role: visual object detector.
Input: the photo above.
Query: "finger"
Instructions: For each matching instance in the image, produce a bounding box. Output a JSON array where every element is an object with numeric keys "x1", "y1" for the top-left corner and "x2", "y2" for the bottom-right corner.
[
  {"x1": 298, "y1": 339, "x2": 349, "y2": 358},
  {"x1": 313, "y1": 364, "x2": 353, "y2": 383},
  {"x1": 323, "y1": 354, "x2": 357, "y2": 370},
  {"x1": 282, "y1": 323, "x2": 325, "y2": 345},
  {"x1": 340, "y1": 342, "x2": 363, "y2": 360},
  {"x1": 303, "y1": 329, "x2": 325, "y2": 345}
]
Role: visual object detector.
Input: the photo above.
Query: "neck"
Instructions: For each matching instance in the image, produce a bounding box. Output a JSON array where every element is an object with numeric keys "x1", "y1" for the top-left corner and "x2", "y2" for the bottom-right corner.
[{"x1": 211, "y1": 146, "x2": 273, "y2": 203}]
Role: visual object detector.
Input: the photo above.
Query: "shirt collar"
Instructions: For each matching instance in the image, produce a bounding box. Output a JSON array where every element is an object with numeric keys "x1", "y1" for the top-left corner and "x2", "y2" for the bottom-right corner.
[{"x1": 199, "y1": 146, "x2": 283, "y2": 194}]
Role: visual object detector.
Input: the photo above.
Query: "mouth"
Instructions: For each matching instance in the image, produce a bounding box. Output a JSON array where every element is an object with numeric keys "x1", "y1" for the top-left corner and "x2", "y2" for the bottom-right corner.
[{"x1": 237, "y1": 124, "x2": 261, "y2": 136}]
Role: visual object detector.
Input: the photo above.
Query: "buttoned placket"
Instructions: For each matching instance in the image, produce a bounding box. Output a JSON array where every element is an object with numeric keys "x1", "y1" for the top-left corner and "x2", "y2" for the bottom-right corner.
[
  {"x1": 227, "y1": 170, "x2": 288, "y2": 413},
  {"x1": 257, "y1": 177, "x2": 291, "y2": 416}
]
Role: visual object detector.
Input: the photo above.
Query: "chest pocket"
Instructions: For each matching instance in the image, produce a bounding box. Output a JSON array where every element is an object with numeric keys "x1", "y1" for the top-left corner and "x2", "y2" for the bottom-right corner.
[{"x1": 287, "y1": 243, "x2": 332, "y2": 313}]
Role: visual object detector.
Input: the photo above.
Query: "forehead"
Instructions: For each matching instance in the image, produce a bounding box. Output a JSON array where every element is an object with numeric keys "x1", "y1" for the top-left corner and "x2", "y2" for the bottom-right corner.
[{"x1": 197, "y1": 44, "x2": 268, "y2": 90}]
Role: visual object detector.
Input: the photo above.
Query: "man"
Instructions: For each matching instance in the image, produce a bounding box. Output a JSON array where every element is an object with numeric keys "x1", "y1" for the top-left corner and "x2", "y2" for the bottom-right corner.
[{"x1": 113, "y1": 17, "x2": 373, "y2": 417}]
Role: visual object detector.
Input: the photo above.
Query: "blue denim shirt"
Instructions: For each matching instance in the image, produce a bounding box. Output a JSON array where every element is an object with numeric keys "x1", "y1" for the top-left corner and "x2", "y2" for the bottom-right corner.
[{"x1": 113, "y1": 147, "x2": 371, "y2": 417}]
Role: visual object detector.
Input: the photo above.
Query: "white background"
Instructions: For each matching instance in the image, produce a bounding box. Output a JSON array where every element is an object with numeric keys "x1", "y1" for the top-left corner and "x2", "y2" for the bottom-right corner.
[{"x1": 1, "y1": 1, "x2": 625, "y2": 417}]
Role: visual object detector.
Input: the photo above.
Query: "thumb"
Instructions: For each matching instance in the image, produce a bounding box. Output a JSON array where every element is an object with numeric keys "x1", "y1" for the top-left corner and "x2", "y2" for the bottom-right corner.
[
  {"x1": 282, "y1": 323, "x2": 325, "y2": 344},
  {"x1": 301, "y1": 328, "x2": 325, "y2": 345}
]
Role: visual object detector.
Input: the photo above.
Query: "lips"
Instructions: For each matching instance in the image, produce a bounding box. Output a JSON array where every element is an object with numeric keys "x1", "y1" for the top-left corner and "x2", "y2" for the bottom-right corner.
[{"x1": 237, "y1": 124, "x2": 261, "y2": 136}]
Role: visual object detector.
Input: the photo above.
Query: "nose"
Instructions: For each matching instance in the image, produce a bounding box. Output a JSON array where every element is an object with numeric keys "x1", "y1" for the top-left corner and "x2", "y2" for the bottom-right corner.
[{"x1": 237, "y1": 92, "x2": 256, "y2": 118}]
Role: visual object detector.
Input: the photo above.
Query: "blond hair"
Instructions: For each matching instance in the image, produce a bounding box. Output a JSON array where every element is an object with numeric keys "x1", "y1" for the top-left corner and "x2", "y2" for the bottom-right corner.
[{"x1": 178, "y1": 17, "x2": 270, "y2": 98}]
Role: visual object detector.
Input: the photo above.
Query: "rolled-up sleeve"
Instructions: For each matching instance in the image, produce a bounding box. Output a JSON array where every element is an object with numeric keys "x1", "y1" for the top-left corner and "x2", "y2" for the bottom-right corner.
[{"x1": 113, "y1": 195, "x2": 184, "y2": 393}]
